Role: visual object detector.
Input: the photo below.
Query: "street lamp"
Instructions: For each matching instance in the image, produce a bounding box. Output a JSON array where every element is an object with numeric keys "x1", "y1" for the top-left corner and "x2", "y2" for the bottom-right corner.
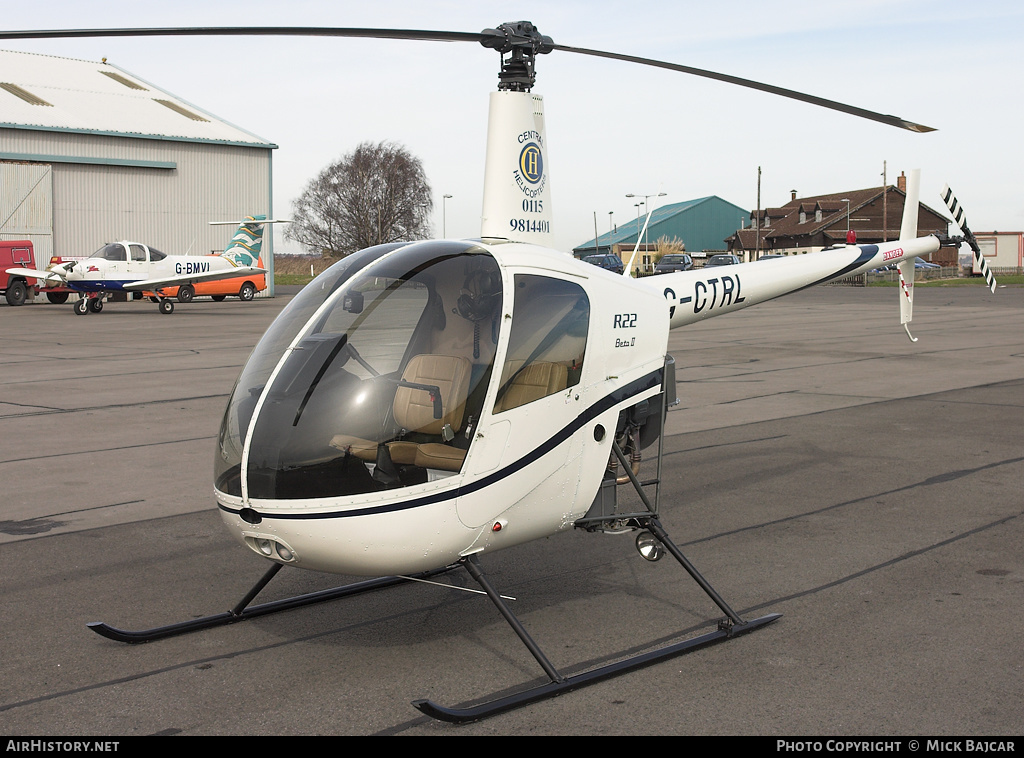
[
  {"x1": 442, "y1": 194, "x2": 452, "y2": 237},
  {"x1": 842, "y1": 197, "x2": 851, "y2": 236},
  {"x1": 626, "y1": 192, "x2": 667, "y2": 271}
]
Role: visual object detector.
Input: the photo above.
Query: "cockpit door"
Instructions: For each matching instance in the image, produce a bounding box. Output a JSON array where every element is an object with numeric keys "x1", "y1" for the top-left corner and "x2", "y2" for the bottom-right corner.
[{"x1": 457, "y1": 273, "x2": 591, "y2": 528}]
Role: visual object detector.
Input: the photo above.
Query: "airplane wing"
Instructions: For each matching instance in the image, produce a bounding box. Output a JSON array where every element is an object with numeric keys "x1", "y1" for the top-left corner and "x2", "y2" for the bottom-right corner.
[
  {"x1": 123, "y1": 265, "x2": 267, "y2": 291},
  {"x1": 4, "y1": 267, "x2": 66, "y2": 285}
]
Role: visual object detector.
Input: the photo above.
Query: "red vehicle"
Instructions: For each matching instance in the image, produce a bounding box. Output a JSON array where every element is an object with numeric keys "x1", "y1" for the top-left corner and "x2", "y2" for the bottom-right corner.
[
  {"x1": 1, "y1": 240, "x2": 40, "y2": 305},
  {"x1": 1, "y1": 241, "x2": 82, "y2": 305}
]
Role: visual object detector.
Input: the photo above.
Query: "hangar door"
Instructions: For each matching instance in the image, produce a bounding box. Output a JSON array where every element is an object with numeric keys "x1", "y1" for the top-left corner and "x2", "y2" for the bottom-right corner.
[{"x1": 0, "y1": 162, "x2": 53, "y2": 260}]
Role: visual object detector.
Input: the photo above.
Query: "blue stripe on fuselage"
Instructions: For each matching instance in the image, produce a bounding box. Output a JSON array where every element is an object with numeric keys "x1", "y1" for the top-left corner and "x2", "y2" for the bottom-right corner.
[{"x1": 69, "y1": 280, "x2": 136, "y2": 292}]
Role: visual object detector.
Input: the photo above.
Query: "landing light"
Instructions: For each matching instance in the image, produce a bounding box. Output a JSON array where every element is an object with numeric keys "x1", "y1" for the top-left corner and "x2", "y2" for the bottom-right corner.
[
  {"x1": 247, "y1": 536, "x2": 296, "y2": 563},
  {"x1": 635, "y1": 531, "x2": 664, "y2": 562}
]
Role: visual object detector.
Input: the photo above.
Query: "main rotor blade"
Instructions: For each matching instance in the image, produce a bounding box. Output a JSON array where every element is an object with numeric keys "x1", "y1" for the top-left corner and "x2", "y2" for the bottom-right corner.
[
  {"x1": 552, "y1": 43, "x2": 935, "y2": 133},
  {"x1": 0, "y1": 26, "x2": 486, "y2": 44},
  {"x1": 0, "y1": 25, "x2": 935, "y2": 132}
]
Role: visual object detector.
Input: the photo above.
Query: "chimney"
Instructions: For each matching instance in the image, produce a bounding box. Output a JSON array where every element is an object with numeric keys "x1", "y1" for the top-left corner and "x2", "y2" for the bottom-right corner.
[
  {"x1": 897, "y1": 171, "x2": 906, "y2": 192},
  {"x1": 791, "y1": 189, "x2": 797, "y2": 202}
]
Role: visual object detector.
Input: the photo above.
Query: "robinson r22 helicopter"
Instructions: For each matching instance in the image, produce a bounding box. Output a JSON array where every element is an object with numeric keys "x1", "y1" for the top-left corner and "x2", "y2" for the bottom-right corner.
[{"x1": 1, "y1": 21, "x2": 994, "y2": 723}]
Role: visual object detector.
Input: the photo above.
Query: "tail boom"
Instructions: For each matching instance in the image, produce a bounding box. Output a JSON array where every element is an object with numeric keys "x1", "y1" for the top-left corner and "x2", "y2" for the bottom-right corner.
[{"x1": 656, "y1": 236, "x2": 939, "y2": 331}]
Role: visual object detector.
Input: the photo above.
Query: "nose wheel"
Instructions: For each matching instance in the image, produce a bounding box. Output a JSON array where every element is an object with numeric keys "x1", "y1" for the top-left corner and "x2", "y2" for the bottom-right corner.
[{"x1": 73, "y1": 295, "x2": 104, "y2": 315}]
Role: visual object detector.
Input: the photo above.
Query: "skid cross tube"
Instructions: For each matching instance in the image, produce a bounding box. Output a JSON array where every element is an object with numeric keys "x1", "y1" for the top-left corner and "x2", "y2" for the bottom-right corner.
[{"x1": 87, "y1": 564, "x2": 455, "y2": 643}]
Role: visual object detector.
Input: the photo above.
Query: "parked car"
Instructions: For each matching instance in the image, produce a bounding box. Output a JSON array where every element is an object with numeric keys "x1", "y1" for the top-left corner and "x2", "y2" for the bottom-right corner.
[
  {"x1": 582, "y1": 253, "x2": 624, "y2": 274},
  {"x1": 144, "y1": 257, "x2": 267, "y2": 302},
  {"x1": 871, "y1": 257, "x2": 940, "y2": 273},
  {"x1": 704, "y1": 254, "x2": 741, "y2": 268},
  {"x1": 653, "y1": 254, "x2": 693, "y2": 274}
]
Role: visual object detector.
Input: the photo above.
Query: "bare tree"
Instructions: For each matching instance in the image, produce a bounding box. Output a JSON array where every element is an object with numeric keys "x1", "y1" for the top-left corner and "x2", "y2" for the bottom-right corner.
[{"x1": 287, "y1": 141, "x2": 433, "y2": 257}]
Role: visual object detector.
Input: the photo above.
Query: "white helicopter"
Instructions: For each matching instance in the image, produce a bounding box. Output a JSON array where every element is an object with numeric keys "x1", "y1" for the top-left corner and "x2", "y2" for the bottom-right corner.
[
  {"x1": 4, "y1": 216, "x2": 279, "y2": 314},
  {"x1": 1, "y1": 22, "x2": 992, "y2": 723}
]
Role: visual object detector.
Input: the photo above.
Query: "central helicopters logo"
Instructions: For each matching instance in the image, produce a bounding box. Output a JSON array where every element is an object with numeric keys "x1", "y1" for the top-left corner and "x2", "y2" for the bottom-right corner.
[
  {"x1": 514, "y1": 140, "x2": 547, "y2": 198},
  {"x1": 519, "y1": 142, "x2": 543, "y2": 183}
]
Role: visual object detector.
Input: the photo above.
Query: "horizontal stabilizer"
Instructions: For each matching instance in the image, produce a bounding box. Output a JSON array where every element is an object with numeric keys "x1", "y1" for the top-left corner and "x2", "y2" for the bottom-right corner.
[{"x1": 209, "y1": 218, "x2": 291, "y2": 226}]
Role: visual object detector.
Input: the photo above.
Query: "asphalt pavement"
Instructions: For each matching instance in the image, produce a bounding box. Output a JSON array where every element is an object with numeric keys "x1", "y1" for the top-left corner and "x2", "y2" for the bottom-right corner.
[{"x1": 0, "y1": 283, "x2": 1021, "y2": 736}]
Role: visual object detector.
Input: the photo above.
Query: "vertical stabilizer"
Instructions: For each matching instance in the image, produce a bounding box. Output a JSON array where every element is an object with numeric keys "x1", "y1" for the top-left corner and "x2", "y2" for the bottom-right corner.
[
  {"x1": 480, "y1": 91, "x2": 554, "y2": 246},
  {"x1": 897, "y1": 170, "x2": 921, "y2": 340},
  {"x1": 899, "y1": 169, "x2": 920, "y2": 241},
  {"x1": 221, "y1": 215, "x2": 268, "y2": 267}
]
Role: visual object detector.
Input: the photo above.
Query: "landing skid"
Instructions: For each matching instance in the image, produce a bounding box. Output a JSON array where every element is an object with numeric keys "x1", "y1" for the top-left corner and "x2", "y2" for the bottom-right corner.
[
  {"x1": 412, "y1": 525, "x2": 780, "y2": 723},
  {"x1": 87, "y1": 564, "x2": 455, "y2": 644},
  {"x1": 411, "y1": 385, "x2": 780, "y2": 723}
]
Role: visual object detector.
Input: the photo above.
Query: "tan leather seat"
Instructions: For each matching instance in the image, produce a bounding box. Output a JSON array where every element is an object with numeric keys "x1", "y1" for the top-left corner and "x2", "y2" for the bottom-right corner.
[
  {"x1": 494, "y1": 361, "x2": 569, "y2": 413},
  {"x1": 331, "y1": 354, "x2": 472, "y2": 471},
  {"x1": 392, "y1": 354, "x2": 472, "y2": 436}
]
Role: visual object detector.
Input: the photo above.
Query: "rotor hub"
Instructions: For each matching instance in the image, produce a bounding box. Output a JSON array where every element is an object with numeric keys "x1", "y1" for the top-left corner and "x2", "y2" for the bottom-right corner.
[{"x1": 480, "y1": 21, "x2": 553, "y2": 92}]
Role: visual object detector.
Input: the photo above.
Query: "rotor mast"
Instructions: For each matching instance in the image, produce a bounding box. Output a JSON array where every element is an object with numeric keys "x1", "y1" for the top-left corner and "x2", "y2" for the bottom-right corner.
[{"x1": 477, "y1": 22, "x2": 556, "y2": 246}]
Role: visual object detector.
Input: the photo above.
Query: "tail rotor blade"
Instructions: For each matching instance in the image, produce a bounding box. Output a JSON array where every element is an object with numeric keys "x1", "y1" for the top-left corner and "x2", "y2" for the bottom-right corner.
[{"x1": 940, "y1": 185, "x2": 996, "y2": 293}]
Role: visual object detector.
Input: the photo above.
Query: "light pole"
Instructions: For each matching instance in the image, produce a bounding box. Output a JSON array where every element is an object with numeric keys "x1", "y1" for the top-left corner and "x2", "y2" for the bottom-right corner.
[
  {"x1": 842, "y1": 198, "x2": 851, "y2": 235},
  {"x1": 442, "y1": 194, "x2": 452, "y2": 237},
  {"x1": 626, "y1": 192, "x2": 666, "y2": 270}
]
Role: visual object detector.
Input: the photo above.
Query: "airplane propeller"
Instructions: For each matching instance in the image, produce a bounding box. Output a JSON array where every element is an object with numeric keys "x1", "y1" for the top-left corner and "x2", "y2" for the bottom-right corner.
[{"x1": 0, "y1": 22, "x2": 935, "y2": 132}]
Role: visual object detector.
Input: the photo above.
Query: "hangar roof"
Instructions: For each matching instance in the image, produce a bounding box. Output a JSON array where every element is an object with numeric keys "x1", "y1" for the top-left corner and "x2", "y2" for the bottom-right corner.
[
  {"x1": 0, "y1": 49, "x2": 275, "y2": 148},
  {"x1": 574, "y1": 195, "x2": 750, "y2": 255}
]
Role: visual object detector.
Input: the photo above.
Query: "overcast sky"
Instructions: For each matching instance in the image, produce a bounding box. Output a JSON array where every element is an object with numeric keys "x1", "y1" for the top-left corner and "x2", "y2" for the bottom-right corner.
[{"x1": 3, "y1": 0, "x2": 1021, "y2": 252}]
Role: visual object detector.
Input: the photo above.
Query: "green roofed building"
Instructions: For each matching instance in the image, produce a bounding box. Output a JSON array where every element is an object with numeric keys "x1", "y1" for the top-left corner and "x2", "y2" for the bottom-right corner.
[{"x1": 572, "y1": 196, "x2": 750, "y2": 268}]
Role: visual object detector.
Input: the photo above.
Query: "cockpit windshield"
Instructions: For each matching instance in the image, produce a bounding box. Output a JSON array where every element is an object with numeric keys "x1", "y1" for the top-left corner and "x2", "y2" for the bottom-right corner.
[
  {"x1": 90, "y1": 243, "x2": 127, "y2": 262},
  {"x1": 215, "y1": 241, "x2": 503, "y2": 501}
]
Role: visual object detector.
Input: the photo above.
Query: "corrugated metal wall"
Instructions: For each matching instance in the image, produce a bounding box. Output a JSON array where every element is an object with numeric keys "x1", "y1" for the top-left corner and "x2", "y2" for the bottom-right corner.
[
  {"x1": 651, "y1": 197, "x2": 749, "y2": 253},
  {"x1": 1, "y1": 127, "x2": 274, "y2": 293},
  {"x1": 0, "y1": 161, "x2": 54, "y2": 259}
]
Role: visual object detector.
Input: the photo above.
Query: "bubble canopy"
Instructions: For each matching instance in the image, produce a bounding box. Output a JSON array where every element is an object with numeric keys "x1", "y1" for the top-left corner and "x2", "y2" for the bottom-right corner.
[{"x1": 215, "y1": 241, "x2": 503, "y2": 501}]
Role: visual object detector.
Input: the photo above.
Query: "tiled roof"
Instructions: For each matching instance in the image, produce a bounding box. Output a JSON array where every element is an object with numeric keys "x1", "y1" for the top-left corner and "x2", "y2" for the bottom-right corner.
[
  {"x1": 756, "y1": 187, "x2": 881, "y2": 240},
  {"x1": 0, "y1": 49, "x2": 274, "y2": 147}
]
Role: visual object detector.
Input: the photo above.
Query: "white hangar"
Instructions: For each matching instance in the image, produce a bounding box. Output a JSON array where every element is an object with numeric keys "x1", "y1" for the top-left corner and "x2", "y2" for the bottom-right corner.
[{"x1": 0, "y1": 49, "x2": 278, "y2": 293}]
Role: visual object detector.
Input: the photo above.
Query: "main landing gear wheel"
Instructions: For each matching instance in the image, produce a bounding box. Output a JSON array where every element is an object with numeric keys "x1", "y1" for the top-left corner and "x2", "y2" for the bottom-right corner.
[
  {"x1": 74, "y1": 298, "x2": 89, "y2": 315},
  {"x1": 46, "y1": 291, "x2": 69, "y2": 305},
  {"x1": 158, "y1": 299, "x2": 174, "y2": 314},
  {"x1": 88, "y1": 298, "x2": 103, "y2": 313}
]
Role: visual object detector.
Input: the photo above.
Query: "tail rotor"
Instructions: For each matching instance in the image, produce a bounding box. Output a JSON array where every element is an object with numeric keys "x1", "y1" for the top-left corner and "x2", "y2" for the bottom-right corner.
[{"x1": 940, "y1": 185, "x2": 996, "y2": 293}]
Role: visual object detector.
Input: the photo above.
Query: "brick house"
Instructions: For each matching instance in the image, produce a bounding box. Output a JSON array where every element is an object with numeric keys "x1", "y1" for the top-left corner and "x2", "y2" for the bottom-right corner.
[{"x1": 725, "y1": 172, "x2": 954, "y2": 265}]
